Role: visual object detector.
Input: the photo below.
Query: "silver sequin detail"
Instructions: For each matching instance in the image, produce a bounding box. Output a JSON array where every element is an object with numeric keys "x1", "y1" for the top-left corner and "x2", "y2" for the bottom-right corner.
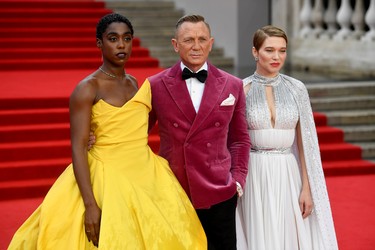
[
  {"x1": 250, "y1": 146, "x2": 291, "y2": 154},
  {"x1": 244, "y1": 72, "x2": 299, "y2": 131}
]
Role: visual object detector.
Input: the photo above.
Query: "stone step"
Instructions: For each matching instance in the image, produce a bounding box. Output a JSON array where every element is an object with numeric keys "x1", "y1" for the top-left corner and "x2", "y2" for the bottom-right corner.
[
  {"x1": 310, "y1": 95, "x2": 375, "y2": 111},
  {"x1": 134, "y1": 29, "x2": 175, "y2": 37},
  {"x1": 126, "y1": 19, "x2": 179, "y2": 28},
  {"x1": 308, "y1": 81, "x2": 375, "y2": 162},
  {"x1": 322, "y1": 110, "x2": 375, "y2": 126},
  {"x1": 306, "y1": 81, "x2": 375, "y2": 97},
  {"x1": 115, "y1": 9, "x2": 184, "y2": 18},
  {"x1": 353, "y1": 142, "x2": 375, "y2": 159},
  {"x1": 337, "y1": 125, "x2": 375, "y2": 142}
]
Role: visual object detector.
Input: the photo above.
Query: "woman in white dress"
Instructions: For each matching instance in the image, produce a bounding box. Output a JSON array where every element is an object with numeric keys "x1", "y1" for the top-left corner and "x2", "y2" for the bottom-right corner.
[{"x1": 236, "y1": 26, "x2": 338, "y2": 250}]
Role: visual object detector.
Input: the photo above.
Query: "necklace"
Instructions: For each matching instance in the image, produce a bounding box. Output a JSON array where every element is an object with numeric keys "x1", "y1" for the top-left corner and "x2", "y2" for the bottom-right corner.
[{"x1": 99, "y1": 67, "x2": 126, "y2": 78}]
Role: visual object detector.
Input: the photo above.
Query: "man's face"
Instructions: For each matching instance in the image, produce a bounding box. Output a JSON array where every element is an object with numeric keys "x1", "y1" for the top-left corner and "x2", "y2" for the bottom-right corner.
[{"x1": 172, "y1": 21, "x2": 214, "y2": 72}]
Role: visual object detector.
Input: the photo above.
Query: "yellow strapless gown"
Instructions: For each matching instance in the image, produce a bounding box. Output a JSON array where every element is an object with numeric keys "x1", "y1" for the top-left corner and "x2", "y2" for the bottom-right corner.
[{"x1": 8, "y1": 81, "x2": 207, "y2": 250}]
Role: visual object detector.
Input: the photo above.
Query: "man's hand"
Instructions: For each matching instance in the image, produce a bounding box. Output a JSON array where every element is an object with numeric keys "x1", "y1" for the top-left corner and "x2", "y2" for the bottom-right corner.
[
  {"x1": 88, "y1": 131, "x2": 96, "y2": 151},
  {"x1": 236, "y1": 182, "x2": 243, "y2": 197}
]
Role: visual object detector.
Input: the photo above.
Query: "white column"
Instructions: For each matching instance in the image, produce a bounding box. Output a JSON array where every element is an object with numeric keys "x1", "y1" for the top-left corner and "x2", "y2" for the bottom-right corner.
[
  {"x1": 299, "y1": 0, "x2": 312, "y2": 38},
  {"x1": 310, "y1": 0, "x2": 325, "y2": 37},
  {"x1": 334, "y1": 0, "x2": 353, "y2": 40},
  {"x1": 362, "y1": 0, "x2": 375, "y2": 41},
  {"x1": 351, "y1": 0, "x2": 366, "y2": 39}
]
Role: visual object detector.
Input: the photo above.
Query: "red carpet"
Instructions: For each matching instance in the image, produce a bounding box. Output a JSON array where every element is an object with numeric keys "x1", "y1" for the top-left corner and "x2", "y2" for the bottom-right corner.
[
  {"x1": 0, "y1": 0, "x2": 375, "y2": 249},
  {"x1": 1, "y1": 175, "x2": 374, "y2": 250},
  {"x1": 0, "y1": 0, "x2": 164, "y2": 201}
]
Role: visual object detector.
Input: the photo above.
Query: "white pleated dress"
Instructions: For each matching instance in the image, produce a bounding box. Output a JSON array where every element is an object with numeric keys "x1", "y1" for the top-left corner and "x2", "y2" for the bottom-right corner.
[{"x1": 236, "y1": 73, "x2": 335, "y2": 250}]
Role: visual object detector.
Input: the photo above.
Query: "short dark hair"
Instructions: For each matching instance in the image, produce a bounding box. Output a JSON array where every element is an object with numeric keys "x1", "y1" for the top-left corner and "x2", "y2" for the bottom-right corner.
[
  {"x1": 175, "y1": 14, "x2": 211, "y2": 36},
  {"x1": 96, "y1": 13, "x2": 134, "y2": 40}
]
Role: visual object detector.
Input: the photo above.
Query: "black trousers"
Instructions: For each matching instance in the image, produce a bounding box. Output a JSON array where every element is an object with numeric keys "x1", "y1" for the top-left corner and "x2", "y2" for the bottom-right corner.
[{"x1": 196, "y1": 194, "x2": 238, "y2": 250}]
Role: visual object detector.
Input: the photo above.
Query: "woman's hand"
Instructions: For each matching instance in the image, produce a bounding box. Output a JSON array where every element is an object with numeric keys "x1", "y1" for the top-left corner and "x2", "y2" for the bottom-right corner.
[
  {"x1": 84, "y1": 203, "x2": 102, "y2": 247},
  {"x1": 299, "y1": 187, "x2": 314, "y2": 219}
]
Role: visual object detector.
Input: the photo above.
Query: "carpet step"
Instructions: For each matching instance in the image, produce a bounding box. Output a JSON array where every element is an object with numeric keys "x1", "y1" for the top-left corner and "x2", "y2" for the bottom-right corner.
[
  {"x1": 2, "y1": 137, "x2": 356, "y2": 163},
  {"x1": 0, "y1": 123, "x2": 70, "y2": 142},
  {"x1": 313, "y1": 112, "x2": 328, "y2": 126},
  {"x1": 323, "y1": 159, "x2": 375, "y2": 176},
  {"x1": 148, "y1": 134, "x2": 160, "y2": 153},
  {"x1": 0, "y1": 137, "x2": 160, "y2": 162},
  {"x1": 0, "y1": 1, "x2": 106, "y2": 9},
  {"x1": 0, "y1": 37, "x2": 141, "y2": 48},
  {"x1": 319, "y1": 143, "x2": 362, "y2": 161},
  {"x1": 0, "y1": 99, "x2": 69, "y2": 111},
  {"x1": 0, "y1": 57, "x2": 159, "y2": 70},
  {"x1": 0, "y1": 108, "x2": 69, "y2": 125},
  {"x1": 0, "y1": 158, "x2": 70, "y2": 182},
  {"x1": 0, "y1": 8, "x2": 111, "y2": 19},
  {"x1": 0, "y1": 47, "x2": 150, "y2": 60},
  {"x1": 0, "y1": 178, "x2": 56, "y2": 200},
  {"x1": 106, "y1": 1, "x2": 175, "y2": 10},
  {"x1": 0, "y1": 123, "x2": 161, "y2": 144},
  {"x1": 0, "y1": 27, "x2": 97, "y2": 38},
  {"x1": 0, "y1": 112, "x2": 337, "y2": 151},
  {"x1": 0, "y1": 140, "x2": 71, "y2": 162},
  {"x1": 316, "y1": 126, "x2": 344, "y2": 143},
  {"x1": 0, "y1": 17, "x2": 104, "y2": 29}
]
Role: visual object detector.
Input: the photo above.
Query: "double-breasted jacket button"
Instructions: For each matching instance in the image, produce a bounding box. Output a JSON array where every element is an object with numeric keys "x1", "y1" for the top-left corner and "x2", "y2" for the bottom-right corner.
[
  {"x1": 173, "y1": 123, "x2": 178, "y2": 128},
  {"x1": 206, "y1": 143, "x2": 212, "y2": 148},
  {"x1": 215, "y1": 122, "x2": 220, "y2": 127}
]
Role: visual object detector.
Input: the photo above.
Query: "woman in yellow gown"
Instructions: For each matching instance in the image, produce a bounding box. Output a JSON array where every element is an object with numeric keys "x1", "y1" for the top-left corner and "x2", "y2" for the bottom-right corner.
[{"x1": 8, "y1": 13, "x2": 206, "y2": 250}]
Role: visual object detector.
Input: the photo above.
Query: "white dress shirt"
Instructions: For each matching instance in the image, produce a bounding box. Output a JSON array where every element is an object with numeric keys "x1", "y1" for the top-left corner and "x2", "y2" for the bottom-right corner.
[{"x1": 180, "y1": 62, "x2": 208, "y2": 113}]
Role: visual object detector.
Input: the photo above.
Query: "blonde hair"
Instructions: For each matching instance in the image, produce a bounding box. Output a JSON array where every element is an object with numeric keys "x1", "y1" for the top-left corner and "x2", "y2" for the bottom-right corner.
[{"x1": 253, "y1": 25, "x2": 288, "y2": 51}]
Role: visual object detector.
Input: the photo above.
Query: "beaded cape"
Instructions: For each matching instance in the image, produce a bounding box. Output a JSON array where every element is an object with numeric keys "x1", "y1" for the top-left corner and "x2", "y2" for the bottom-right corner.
[{"x1": 243, "y1": 73, "x2": 339, "y2": 250}]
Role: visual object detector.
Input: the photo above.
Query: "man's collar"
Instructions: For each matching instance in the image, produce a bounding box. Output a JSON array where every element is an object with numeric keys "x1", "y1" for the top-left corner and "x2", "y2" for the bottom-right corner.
[{"x1": 180, "y1": 62, "x2": 208, "y2": 73}]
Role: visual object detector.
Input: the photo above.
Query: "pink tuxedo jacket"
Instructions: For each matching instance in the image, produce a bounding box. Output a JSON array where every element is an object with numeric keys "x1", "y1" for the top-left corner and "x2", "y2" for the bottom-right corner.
[{"x1": 148, "y1": 62, "x2": 250, "y2": 209}]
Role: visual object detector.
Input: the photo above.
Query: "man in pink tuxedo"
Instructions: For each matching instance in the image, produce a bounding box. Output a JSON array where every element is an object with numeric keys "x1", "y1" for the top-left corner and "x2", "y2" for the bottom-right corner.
[{"x1": 146, "y1": 15, "x2": 250, "y2": 250}]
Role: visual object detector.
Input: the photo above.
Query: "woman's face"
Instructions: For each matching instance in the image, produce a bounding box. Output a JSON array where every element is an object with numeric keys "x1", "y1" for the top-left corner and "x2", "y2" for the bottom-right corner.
[
  {"x1": 253, "y1": 36, "x2": 287, "y2": 78},
  {"x1": 99, "y1": 22, "x2": 133, "y2": 66}
]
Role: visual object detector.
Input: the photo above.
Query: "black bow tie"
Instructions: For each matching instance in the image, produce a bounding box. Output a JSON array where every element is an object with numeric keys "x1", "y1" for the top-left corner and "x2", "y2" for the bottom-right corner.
[{"x1": 182, "y1": 68, "x2": 208, "y2": 83}]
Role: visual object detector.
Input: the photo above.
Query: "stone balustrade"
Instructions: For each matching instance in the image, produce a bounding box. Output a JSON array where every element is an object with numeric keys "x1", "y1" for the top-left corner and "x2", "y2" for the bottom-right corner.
[
  {"x1": 290, "y1": 0, "x2": 375, "y2": 79},
  {"x1": 299, "y1": 0, "x2": 375, "y2": 41}
]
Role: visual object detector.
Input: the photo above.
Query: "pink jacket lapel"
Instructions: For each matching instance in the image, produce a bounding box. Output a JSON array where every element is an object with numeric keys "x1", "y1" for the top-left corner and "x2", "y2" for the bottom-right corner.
[
  {"x1": 163, "y1": 65, "x2": 196, "y2": 124},
  {"x1": 188, "y1": 65, "x2": 226, "y2": 138}
]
